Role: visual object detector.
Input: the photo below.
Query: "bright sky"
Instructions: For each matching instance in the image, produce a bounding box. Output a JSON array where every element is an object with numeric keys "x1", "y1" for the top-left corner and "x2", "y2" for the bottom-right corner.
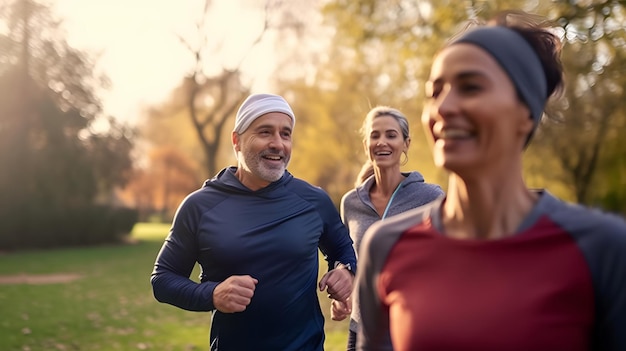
[{"x1": 54, "y1": 0, "x2": 277, "y2": 124}]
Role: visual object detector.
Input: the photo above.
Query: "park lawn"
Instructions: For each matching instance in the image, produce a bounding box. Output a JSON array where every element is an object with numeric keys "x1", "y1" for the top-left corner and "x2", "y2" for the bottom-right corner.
[{"x1": 0, "y1": 222, "x2": 350, "y2": 351}]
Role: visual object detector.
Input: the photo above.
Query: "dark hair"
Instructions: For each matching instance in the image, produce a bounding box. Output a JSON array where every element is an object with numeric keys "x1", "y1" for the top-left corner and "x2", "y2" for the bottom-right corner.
[
  {"x1": 489, "y1": 10, "x2": 564, "y2": 99},
  {"x1": 354, "y1": 106, "x2": 410, "y2": 187}
]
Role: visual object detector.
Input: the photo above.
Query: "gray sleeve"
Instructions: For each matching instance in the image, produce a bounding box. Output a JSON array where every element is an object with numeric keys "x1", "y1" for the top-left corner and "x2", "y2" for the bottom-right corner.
[
  {"x1": 567, "y1": 218, "x2": 626, "y2": 350},
  {"x1": 544, "y1": 196, "x2": 626, "y2": 351},
  {"x1": 355, "y1": 219, "x2": 393, "y2": 351},
  {"x1": 355, "y1": 207, "x2": 430, "y2": 350}
]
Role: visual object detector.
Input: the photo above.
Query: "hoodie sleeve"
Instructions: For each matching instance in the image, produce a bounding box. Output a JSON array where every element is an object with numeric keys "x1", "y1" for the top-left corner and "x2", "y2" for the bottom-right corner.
[
  {"x1": 150, "y1": 194, "x2": 218, "y2": 312},
  {"x1": 317, "y1": 190, "x2": 357, "y2": 273}
]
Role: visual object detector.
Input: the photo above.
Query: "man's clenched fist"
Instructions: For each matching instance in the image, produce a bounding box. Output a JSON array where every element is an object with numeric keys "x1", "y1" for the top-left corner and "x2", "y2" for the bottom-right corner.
[{"x1": 213, "y1": 275, "x2": 258, "y2": 313}]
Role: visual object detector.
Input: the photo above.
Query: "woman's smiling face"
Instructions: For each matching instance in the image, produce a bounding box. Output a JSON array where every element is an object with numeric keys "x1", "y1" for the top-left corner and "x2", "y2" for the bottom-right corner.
[
  {"x1": 421, "y1": 43, "x2": 534, "y2": 176},
  {"x1": 364, "y1": 115, "x2": 409, "y2": 170}
]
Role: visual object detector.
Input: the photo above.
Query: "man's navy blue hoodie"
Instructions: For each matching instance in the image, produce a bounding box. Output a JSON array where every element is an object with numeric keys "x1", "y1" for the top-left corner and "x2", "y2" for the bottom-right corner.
[{"x1": 151, "y1": 167, "x2": 357, "y2": 350}]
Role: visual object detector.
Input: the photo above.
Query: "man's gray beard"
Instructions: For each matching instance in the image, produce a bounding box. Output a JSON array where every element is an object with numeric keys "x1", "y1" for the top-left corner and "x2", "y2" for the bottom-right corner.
[
  {"x1": 240, "y1": 152, "x2": 286, "y2": 183},
  {"x1": 257, "y1": 164, "x2": 284, "y2": 182}
]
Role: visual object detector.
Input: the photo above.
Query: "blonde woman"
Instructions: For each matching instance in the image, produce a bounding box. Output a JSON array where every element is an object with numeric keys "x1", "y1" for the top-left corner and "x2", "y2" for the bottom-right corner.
[{"x1": 333, "y1": 106, "x2": 443, "y2": 350}]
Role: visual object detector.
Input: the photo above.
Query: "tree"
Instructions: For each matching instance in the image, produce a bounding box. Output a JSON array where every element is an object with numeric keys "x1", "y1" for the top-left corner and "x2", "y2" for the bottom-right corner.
[
  {"x1": 174, "y1": 0, "x2": 285, "y2": 177},
  {"x1": 277, "y1": 0, "x2": 486, "y2": 201},
  {"x1": 275, "y1": 0, "x2": 626, "y2": 210},
  {"x1": 533, "y1": 0, "x2": 626, "y2": 208},
  {"x1": 140, "y1": 0, "x2": 313, "y2": 182},
  {"x1": 0, "y1": 0, "x2": 136, "y2": 248},
  {"x1": 119, "y1": 146, "x2": 200, "y2": 221}
]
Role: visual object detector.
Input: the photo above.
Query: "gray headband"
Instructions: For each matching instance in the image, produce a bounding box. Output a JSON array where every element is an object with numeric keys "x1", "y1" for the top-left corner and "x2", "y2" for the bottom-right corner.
[{"x1": 452, "y1": 26, "x2": 547, "y2": 125}]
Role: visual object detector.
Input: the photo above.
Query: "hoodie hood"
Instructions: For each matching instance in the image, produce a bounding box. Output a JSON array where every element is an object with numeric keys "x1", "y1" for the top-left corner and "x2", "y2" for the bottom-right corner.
[
  {"x1": 202, "y1": 166, "x2": 293, "y2": 196},
  {"x1": 357, "y1": 171, "x2": 425, "y2": 198},
  {"x1": 354, "y1": 171, "x2": 433, "y2": 216}
]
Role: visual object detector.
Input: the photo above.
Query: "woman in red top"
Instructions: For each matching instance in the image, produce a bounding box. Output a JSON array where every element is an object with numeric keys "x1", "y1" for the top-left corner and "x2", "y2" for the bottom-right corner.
[{"x1": 356, "y1": 10, "x2": 626, "y2": 351}]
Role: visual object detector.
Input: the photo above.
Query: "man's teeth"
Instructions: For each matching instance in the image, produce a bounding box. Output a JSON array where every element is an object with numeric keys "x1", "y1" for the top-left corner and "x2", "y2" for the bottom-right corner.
[{"x1": 265, "y1": 155, "x2": 281, "y2": 160}]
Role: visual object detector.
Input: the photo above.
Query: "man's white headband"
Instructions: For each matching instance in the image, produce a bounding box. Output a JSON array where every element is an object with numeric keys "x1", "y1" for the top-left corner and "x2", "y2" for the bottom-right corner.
[{"x1": 233, "y1": 93, "x2": 295, "y2": 134}]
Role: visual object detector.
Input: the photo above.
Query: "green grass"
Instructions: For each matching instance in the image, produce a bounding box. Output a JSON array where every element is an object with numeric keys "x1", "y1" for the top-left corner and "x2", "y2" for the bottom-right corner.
[{"x1": 0, "y1": 223, "x2": 349, "y2": 351}]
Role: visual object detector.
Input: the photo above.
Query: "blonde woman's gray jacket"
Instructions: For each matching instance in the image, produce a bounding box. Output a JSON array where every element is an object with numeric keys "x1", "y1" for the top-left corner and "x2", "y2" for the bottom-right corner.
[{"x1": 340, "y1": 171, "x2": 444, "y2": 332}]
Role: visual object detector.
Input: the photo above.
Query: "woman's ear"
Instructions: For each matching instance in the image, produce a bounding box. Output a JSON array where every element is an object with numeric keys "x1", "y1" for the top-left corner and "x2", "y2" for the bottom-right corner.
[
  {"x1": 518, "y1": 115, "x2": 535, "y2": 140},
  {"x1": 514, "y1": 101, "x2": 536, "y2": 146}
]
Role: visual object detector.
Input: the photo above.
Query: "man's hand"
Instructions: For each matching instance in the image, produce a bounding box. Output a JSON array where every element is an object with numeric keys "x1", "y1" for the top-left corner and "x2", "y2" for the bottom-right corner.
[
  {"x1": 318, "y1": 265, "x2": 354, "y2": 302},
  {"x1": 330, "y1": 297, "x2": 351, "y2": 321},
  {"x1": 213, "y1": 275, "x2": 258, "y2": 313}
]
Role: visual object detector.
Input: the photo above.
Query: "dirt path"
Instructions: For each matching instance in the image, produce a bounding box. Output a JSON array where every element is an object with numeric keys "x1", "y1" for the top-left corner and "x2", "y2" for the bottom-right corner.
[{"x1": 0, "y1": 273, "x2": 82, "y2": 285}]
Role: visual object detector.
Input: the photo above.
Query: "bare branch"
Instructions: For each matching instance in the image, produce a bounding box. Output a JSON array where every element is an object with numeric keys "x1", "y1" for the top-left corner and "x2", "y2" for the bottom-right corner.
[{"x1": 233, "y1": 0, "x2": 273, "y2": 71}]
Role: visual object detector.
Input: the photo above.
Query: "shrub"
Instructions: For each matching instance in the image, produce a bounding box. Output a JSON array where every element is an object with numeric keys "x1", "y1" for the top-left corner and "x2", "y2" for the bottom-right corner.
[{"x1": 0, "y1": 205, "x2": 138, "y2": 250}]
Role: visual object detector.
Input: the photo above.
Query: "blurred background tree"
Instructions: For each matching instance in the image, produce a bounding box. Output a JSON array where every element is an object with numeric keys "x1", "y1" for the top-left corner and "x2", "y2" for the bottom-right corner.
[
  {"x1": 279, "y1": 0, "x2": 626, "y2": 215},
  {"x1": 0, "y1": 0, "x2": 136, "y2": 249},
  {"x1": 122, "y1": 0, "x2": 310, "y2": 220},
  {"x1": 3, "y1": 0, "x2": 623, "y2": 248},
  {"x1": 132, "y1": 0, "x2": 625, "y2": 217},
  {"x1": 534, "y1": 0, "x2": 626, "y2": 212}
]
